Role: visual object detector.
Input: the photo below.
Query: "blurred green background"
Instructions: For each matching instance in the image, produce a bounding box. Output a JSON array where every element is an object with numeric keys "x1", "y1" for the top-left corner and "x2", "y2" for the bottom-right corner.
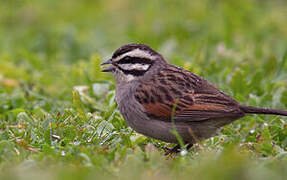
[{"x1": 1, "y1": 0, "x2": 287, "y2": 179}]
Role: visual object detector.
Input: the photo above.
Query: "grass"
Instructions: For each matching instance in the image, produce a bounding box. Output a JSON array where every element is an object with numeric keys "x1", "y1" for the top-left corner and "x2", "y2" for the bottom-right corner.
[{"x1": 1, "y1": 0, "x2": 287, "y2": 179}]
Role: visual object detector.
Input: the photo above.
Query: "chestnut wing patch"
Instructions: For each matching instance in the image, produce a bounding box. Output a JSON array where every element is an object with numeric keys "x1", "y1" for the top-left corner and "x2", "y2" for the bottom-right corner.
[
  {"x1": 143, "y1": 102, "x2": 173, "y2": 117},
  {"x1": 136, "y1": 86, "x2": 242, "y2": 121},
  {"x1": 175, "y1": 94, "x2": 243, "y2": 121},
  {"x1": 134, "y1": 66, "x2": 243, "y2": 121},
  {"x1": 134, "y1": 83, "x2": 183, "y2": 117},
  {"x1": 141, "y1": 96, "x2": 228, "y2": 119}
]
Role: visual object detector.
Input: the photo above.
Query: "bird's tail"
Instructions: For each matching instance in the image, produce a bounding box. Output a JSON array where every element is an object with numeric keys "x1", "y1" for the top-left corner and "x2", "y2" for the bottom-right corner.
[{"x1": 239, "y1": 105, "x2": 287, "y2": 116}]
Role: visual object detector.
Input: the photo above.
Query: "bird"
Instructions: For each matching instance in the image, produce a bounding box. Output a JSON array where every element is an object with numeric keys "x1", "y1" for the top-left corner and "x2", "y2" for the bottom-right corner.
[{"x1": 101, "y1": 43, "x2": 287, "y2": 154}]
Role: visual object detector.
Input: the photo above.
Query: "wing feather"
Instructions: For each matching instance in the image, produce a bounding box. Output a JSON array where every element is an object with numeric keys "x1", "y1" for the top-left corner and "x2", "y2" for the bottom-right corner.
[{"x1": 135, "y1": 65, "x2": 243, "y2": 122}]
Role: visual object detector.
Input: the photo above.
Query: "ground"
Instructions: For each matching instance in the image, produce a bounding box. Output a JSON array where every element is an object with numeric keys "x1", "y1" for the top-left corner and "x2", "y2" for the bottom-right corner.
[{"x1": 1, "y1": 0, "x2": 287, "y2": 179}]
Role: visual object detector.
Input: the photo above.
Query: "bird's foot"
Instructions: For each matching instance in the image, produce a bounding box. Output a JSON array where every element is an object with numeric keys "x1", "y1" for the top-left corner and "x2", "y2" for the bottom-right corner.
[
  {"x1": 163, "y1": 144, "x2": 193, "y2": 156},
  {"x1": 164, "y1": 145, "x2": 181, "y2": 156}
]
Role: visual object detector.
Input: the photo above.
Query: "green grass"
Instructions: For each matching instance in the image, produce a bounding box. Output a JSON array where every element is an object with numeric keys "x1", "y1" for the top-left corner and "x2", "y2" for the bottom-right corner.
[{"x1": 1, "y1": 0, "x2": 287, "y2": 179}]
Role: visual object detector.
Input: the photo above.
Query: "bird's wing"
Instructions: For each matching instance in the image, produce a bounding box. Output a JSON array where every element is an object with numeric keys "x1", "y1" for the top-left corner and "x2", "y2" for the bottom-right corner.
[
  {"x1": 173, "y1": 94, "x2": 243, "y2": 121},
  {"x1": 135, "y1": 66, "x2": 243, "y2": 121}
]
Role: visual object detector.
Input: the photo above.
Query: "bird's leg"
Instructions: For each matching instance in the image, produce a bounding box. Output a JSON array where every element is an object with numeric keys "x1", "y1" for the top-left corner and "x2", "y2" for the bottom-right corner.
[
  {"x1": 186, "y1": 143, "x2": 193, "y2": 150},
  {"x1": 164, "y1": 144, "x2": 181, "y2": 155},
  {"x1": 164, "y1": 144, "x2": 193, "y2": 156}
]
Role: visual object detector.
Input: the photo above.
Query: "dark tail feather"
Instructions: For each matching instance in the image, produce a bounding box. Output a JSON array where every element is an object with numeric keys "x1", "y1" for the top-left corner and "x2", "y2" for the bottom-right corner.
[{"x1": 239, "y1": 105, "x2": 287, "y2": 116}]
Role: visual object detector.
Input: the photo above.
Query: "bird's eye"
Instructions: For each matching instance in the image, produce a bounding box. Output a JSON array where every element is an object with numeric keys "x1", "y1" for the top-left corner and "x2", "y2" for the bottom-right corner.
[
  {"x1": 121, "y1": 56, "x2": 132, "y2": 64},
  {"x1": 116, "y1": 56, "x2": 133, "y2": 64},
  {"x1": 123, "y1": 56, "x2": 131, "y2": 61}
]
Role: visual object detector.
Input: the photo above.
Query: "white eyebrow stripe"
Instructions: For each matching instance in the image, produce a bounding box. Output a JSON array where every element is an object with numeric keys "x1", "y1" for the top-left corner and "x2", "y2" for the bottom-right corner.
[
  {"x1": 118, "y1": 63, "x2": 150, "y2": 71},
  {"x1": 114, "y1": 48, "x2": 156, "y2": 62}
]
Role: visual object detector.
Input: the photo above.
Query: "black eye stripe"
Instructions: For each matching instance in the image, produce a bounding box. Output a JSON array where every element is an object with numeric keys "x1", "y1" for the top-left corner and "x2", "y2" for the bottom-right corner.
[
  {"x1": 117, "y1": 56, "x2": 153, "y2": 65},
  {"x1": 118, "y1": 66, "x2": 147, "y2": 76}
]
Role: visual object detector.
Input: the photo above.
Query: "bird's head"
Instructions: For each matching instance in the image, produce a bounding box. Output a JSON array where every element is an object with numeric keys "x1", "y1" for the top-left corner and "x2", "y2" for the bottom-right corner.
[{"x1": 101, "y1": 44, "x2": 166, "y2": 83}]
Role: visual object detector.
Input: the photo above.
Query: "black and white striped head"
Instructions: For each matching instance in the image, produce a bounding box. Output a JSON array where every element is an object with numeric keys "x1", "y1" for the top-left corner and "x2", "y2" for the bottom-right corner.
[{"x1": 101, "y1": 44, "x2": 166, "y2": 82}]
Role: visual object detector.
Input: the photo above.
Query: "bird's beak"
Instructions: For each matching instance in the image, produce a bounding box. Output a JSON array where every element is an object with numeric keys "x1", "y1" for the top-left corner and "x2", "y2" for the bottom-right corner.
[
  {"x1": 101, "y1": 58, "x2": 113, "y2": 66},
  {"x1": 102, "y1": 65, "x2": 116, "y2": 72},
  {"x1": 101, "y1": 59, "x2": 116, "y2": 72}
]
